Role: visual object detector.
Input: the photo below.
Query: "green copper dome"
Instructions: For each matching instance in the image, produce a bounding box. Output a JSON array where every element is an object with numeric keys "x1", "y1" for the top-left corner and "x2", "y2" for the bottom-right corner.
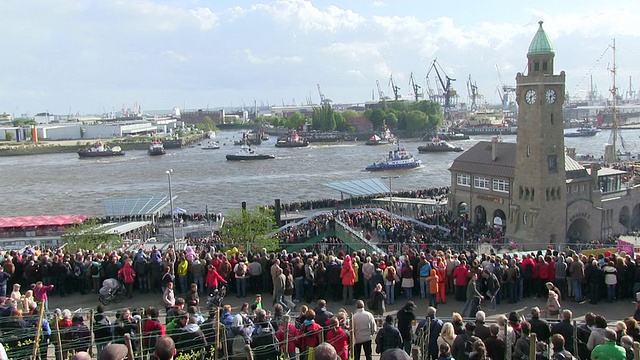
[{"x1": 528, "y1": 21, "x2": 554, "y2": 55}]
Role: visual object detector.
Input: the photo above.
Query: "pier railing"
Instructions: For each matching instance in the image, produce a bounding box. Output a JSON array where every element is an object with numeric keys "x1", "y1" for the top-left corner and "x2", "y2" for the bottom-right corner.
[{"x1": 335, "y1": 219, "x2": 387, "y2": 256}]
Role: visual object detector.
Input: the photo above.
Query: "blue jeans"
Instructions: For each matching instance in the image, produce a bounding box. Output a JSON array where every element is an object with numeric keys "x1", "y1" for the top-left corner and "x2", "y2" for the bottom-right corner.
[
  {"x1": 508, "y1": 282, "x2": 518, "y2": 303},
  {"x1": 404, "y1": 287, "x2": 412, "y2": 299},
  {"x1": 363, "y1": 278, "x2": 373, "y2": 298},
  {"x1": 420, "y1": 277, "x2": 429, "y2": 298},
  {"x1": 0, "y1": 285, "x2": 6, "y2": 297},
  {"x1": 194, "y1": 276, "x2": 204, "y2": 295},
  {"x1": 294, "y1": 277, "x2": 304, "y2": 301},
  {"x1": 607, "y1": 284, "x2": 616, "y2": 302},
  {"x1": 572, "y1": 279, "x2": 583, "y2": 301},
  {"x1": 518, "y1": 278, "x2": 524, "y2": 300},
  {"x1": 236, "y1": 278, "x2": 247, "y2": 297},
  {"x1": 178, "y1": 275, "x2": 188, "y2": 295},
  {"x1": 428, "y1": 293, "x2": 437, "y2": 307},
  {"x1": 385, "y1": 284, "x2": 395, "y2": 305}
]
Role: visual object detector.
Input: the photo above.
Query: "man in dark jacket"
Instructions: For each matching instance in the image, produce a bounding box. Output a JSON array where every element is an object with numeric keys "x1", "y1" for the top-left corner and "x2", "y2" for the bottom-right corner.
[
  {"x1": 314, "y1": 299, "x2": 334, "y2": 329},
  {"x1": 483, "y1": 324, "x2": 505, "y2": 360},
  {"x1": 551, "y1": 309, "x2": 575, "y2": 354},
  {"x1": 375, "y1": 315, "x2": 403, "y2": 353},
  {"x1": 451, "y1": 322, "x2": 480, "y2": 360},
  {"x1": 396, "y1": 301, "x2": 416, "y2": 354},
  {"x1": 415, "y1": 307, "x2": 443, "y2": 360},
  {"x1": 174, "y1": 316, "x2": 207, "y2": 360},
  {"x1": 251, "y1": 310, "x2": 279, "y2": 360},
  {"x1": 473, "y1": 311, "x2": 490, "y2": 341},
  {"x1": 529, "y1": 307, "x2": 551, "y2": 343}
]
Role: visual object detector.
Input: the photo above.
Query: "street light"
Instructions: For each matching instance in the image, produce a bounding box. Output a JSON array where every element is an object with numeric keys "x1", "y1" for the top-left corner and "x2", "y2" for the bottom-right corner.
[
  {"x1": 166, "y1": 169, "x2": 177, "y2": 250},
  {"x1": 381, "y1": 176, "x2": 400, "y2": 213}
]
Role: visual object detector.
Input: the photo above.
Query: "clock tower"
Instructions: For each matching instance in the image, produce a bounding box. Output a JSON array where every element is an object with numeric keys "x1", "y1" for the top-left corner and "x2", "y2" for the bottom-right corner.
[{"x1": 506, "y1": 21, "x2": 567, "y2": 247}]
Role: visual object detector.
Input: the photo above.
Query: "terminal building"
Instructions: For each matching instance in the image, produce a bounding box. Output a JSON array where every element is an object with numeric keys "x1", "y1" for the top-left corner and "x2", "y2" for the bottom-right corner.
[{"x1": 448, "y1": 22, "x2": 640, "y2": 249}]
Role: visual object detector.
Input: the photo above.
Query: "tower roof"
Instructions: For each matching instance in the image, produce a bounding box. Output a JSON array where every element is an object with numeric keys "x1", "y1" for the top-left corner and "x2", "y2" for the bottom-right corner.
[{"x1": 527, "y1": 21, "x2": 554, "y2": 55}]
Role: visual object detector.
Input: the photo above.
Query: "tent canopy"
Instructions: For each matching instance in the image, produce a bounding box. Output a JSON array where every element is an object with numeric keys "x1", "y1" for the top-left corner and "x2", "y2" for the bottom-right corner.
[
  {"x1": 323, "y1": 178, "x2": 389, "y2": 197},
  {"x1": 102, "y1": 196, "x2": 172, "y2": 217},
  {"x1": 0, "y1": 215, "x2": 89, "y2": 229}
]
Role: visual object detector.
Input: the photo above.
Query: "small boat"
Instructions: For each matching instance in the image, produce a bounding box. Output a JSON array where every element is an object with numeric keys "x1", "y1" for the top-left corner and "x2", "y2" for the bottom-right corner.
[
  {"x1": 417, "y1": 138, "x2": 464, "y2": 153},
  {"x1": 564, "y1": 125, "x2": 600, "y2": 137},
  {"x1": 148, "y1": 139, "x2": 166, "y2": 156},
  {"x1": 202, "y1": 141, "x2": 220, "y2": 150},
  {"x1": 365, "y1": 121, "x2": 396, "y2": 145},
  {"x1": 366, "y1": 145, "x2": 422, "y2": 171},
  {"x1": 435, "y1": 129, "x2": 470, "y2": 141},
  {"x1": 234, "y1": 131, "x2": 262, "y2": 145},
  {"x1": 275, "y1": 132, "x2": 309, "y2": 148},
  {"x1": 78, "y1": 141, "x2": 125, "y2": 158},
  {"x1": 226, "y1": 144, "x2": 275, "y2": 161}
]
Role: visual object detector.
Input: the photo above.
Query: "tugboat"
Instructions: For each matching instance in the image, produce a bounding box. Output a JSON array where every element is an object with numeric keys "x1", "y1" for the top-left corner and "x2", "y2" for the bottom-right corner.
[
  {"x1": 435, "y1": 128, "x2": 470, "y2": 141},
  {"x1": 564, "y1": 125, "x2": 600, "y2": 137},
  {"x1": 417, "y1": 138, "x2": 464, "y2": 153},
  {"x1": 365, "y1": 121, "x2": 396, "y2": 145},
  {"x1": 233, "y1": 131, "x2": 262, "y2": 145},
  {"x1": 148, "y1": 139, "x2": 166, "y2": 156},
  {"x1": 226, "y1": 141, "x2": 275, "y2": 161},
  {"x1": 77, "y1": 141, "x2": 125, "y2": 158},
  {"x1": 366, "y1": 145, "x2": 422, "y2": 171},
  {"x1": 275, "y1": 131, "x2": 309, "y2": 148}
]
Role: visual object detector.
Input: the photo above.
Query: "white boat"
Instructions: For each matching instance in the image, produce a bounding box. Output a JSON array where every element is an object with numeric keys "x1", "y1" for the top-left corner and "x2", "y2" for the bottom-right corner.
[
  {"x1": 202, "y1": 141, "x2": 220, "y2": 150},
  {"x1": 226, "y1": 144, "x2": 275, "y2": 161}
]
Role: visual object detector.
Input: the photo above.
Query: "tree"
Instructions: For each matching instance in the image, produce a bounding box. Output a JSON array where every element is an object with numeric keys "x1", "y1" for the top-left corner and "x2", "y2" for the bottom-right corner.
[
  {"x1": 11, "y1": 118, "x2": 37, "y2": 127},
  {"x1": 404, "y1": 110, "x2": 430, "y2": 133},
  {"x1": 334, "y1": 112, "x2": 347, "y2": 132},
  {"x1": 312, "y1": 104, "x2": 335, "y2": 131},
  {"x1": 365, "y1": 109, "x2": 386, "y2": 129},
  {"x1": 196, "y1": 116, "x2": 218, "y2": 132},
  {"x1": 5, "y1": 132, "x2": 14, "y2": 141},
  {"x1": 285, "y1": 112, "x2": 307, "y2": 129},
  {"x1": 219, "y1": 207, "x2": 280, "y2": 252},
  {"x1": 341, "y1": 109, "x2": 360, "y2": 122},
  {"x1": 61, "y1": 218, "x2": 120, "y2": 253}
]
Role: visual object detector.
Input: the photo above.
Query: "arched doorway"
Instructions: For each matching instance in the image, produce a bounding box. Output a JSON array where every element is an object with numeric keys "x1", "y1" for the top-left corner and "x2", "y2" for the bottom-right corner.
[
  {"x1": 458, "y1": 202, "x2": 468, "y2": 215},
  {"x1": 493, "y1": 209, "x2": 507, "y2": 230},
  {"x1": 632, "y1": 204, "x2": 640, "y2": 229},
  {"x1": 474, "y1": 205, "x2": 487, "y2": 226},
  {"x1": 567, "y1": 217, "x2": 591, "y2": 244},
  {"x1": 619, "y1": 206, "x2": 630, "y2": 228}
]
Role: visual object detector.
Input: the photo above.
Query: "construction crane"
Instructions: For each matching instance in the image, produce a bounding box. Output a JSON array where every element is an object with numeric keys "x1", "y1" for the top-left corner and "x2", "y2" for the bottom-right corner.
[
  {"x1": 466, "y1": 74, "x2": 481, "y2": 111},
  {"x1": 409, "y1": 72, "x2": 423, "y2": 102},
  {"x1": 389, "y1": 75, "x2": 401, "y2": 101},
  {"x1": 317, "y1": 84, "x2": 333, "y2": 106},
  {"x1": 376, "y1": 80, "x2": 391, "y2": 101},
  {"x1": 426, "y1": 59, "x2": 457, "y2": 118},
  {"x1": 495, "y1": 64, "x2": 515, "y2": 111}
]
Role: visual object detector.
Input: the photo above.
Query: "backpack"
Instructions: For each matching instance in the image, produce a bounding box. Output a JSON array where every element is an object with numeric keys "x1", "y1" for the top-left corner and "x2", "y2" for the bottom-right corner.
[
  {"x1": 386, "y1": 267, "x2": 396, "y2": 281},
  {"x1": 73, "y1": 263, "x2": 82, "y2": 278},
  {"x1": 90, "y1": 264, "x2": 99, "y2": 276},
  {"x1": 235, "y1": 264, "x2": 246, "y2": 277}
]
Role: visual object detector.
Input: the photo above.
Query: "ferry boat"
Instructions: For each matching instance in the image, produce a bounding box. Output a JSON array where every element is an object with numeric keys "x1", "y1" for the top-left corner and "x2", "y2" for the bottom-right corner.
[
  {"x1": 417, "y1": 138, "x2": 464, "y2": 153},
  {"x1": 275, "y1": 132, "x2": 309, "y2": 148},
  {"x1": 148, "y1": 139, "x2": 166, "y2": 156},
  {"x1": 226, "y1": 145, "x2": 275, "y2": 161},
  {"x1": 78, "y1": 141, "x2": 125, "y2": 158},
  {"x1": 366, "y1": 145, "x2": 422, "y2": 171},
  {"x1": 564, "y1": 125, "x2": 600, "y2": 138}
]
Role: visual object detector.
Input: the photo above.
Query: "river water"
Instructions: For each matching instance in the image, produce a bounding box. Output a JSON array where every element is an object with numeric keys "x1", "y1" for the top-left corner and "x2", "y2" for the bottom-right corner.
[{"x1": 1, "y1": 129, "x2": 638, "y2": 217}]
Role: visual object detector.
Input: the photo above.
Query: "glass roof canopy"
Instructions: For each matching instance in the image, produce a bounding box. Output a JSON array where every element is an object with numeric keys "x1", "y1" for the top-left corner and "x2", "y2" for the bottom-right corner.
[
  {"x1": 102, "y1": 195, "x2": 172, "y2": 217},
  {"x1": 323, "y1": 178, "x2": 389, "y2": 197}
]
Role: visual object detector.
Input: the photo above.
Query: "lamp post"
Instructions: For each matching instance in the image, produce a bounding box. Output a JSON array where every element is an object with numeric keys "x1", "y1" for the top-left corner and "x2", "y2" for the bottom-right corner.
[
  {"x1": 381, "y1": 176, "x2": 400, "y2": 213},
  {"x1": 166, "y1": 169, "x2": 177, "y2": 250}
]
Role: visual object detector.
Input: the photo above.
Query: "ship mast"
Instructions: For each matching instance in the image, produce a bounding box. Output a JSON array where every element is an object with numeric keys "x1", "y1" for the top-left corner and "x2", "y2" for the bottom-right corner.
[{"x1": 610, "y1": 38, "x2": 618, "y2": 157}]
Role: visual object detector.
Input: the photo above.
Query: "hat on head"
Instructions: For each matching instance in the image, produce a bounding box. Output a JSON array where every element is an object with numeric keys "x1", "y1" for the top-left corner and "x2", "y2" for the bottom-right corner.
[
  {"x1": 380, "y1": 348, "x2": 411, "y2": 360},
  {"x1": 465, "y1": 322, "x2": 476, "y2": 332}
]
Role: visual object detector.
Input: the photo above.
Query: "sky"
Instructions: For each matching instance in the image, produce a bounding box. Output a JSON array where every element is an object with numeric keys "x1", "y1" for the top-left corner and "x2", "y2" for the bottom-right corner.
[{"x1": 2, "y1": 0, "x2": 640, "y2": 116}]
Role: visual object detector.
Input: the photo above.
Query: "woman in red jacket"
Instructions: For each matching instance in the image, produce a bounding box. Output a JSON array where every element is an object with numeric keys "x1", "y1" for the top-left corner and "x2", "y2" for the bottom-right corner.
[
  {"x1": 297, "y1": 309, "x2": 322, "y2": 358},
  {"x1": 205, "y1": 264, "x2": 227, "y2": 295},
  {"x1": 340, "y1": 255, "x2": 356, "y2": 305},
  {"x1": 326, "y1": 317, "x2": 349, "y2": 360}
]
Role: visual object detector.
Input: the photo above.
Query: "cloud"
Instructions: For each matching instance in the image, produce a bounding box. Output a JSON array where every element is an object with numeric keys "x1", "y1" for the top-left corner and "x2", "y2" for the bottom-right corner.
[
  {"x1": 252, "y1": 0, "x2": 365, "y2": 33},
  {"x1": 244, "y1": 49, "x2": 302, "y2": 65},
  {"x1": 372, "y1": 1, "x2": 385, "y2": 7},
  {"x1": 188, "y1": 7, "x2": 220, "y2": 31},
  {"x1": 163, "y1": 51, "x2": 188, "y2": 63}
]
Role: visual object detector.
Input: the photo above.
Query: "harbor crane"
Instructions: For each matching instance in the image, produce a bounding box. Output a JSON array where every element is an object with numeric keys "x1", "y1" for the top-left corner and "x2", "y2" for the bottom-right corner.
[
  {"x1": 317, "y1": 84, "x2": 333, "y2": 106},
  {"x1": 426, "y1": 59, "x2": 457, "y2": 118},
  {"x1": 409, "y1": 72, "x2": 423, "y2": 102},
  {"x1": 466, "y1": 74, "x2": 481, "y2": 111},
  {"x1": 376, "y1": 80, "x2": 391, "y2": 101},
  {"x1": 389, "y1": 75, "x2": 401, "y2": 101},
  {"x1": 495, "y1": 64, "x2": 515, "y2": 111}
]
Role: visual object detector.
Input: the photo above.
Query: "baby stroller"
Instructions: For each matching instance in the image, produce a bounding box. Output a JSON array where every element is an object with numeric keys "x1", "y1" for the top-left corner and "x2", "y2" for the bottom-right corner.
[
  {"x1": 207, "y1": 285, "x2": 227, "y2": 310},
  {"x1": 99, "y1": 278, "x2": 126, "y2": 305}
]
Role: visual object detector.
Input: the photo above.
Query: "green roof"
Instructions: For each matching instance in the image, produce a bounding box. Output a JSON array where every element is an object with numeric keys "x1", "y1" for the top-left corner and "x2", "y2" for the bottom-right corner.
[{"x1": 528, "y1": 21, "x2": 554, "y2": 55}]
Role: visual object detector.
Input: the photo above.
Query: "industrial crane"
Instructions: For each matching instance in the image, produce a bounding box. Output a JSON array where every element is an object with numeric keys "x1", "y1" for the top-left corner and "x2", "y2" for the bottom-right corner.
[
  {"x1": 426, "y1": 59, "x2": 457, "y2": 118},
  {"x1": 376, "y1": 80, "x2": 391, "y2": 101},
  {"x1": 389, "y1": 75, "x2": 401, "y2": 101},
  {"x1": 495, "y1": 65, "x2": 515, "y2": 111},
  {"x1": 409, "y1": 72, "x2": 423, "y2": 102},
  {"x1": 317, "y1": 84, "x2": 332, "y2": 106},
  {"x1": 466, "y1": 74, "x2": 481, "y2": 111}
]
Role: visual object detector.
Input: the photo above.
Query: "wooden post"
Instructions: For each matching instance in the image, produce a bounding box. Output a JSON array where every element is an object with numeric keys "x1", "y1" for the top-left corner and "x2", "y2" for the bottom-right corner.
[
  {"x1": 633, "y1": 341, "x2": 640, "y2": 360},
  {"x1": 124, "y1": 333, "x2": 135, "y2": 360},
  {"x1": 88, "y1": 309, "x2": 94, "y2": 358},
  {"x1": 504, "y1": 322, "x2": 511, "y2": 360},
  {"x1": 216, "y1": 306, "x2": 221, "y2": 360},
  {"x1": 284, "y1": 315, "x2": 291, "y2": 360},
  {"x1": 573, "y1": 320, "x2": 579, "y2": 359},
  {"x1": 223, "y1": 320, "x2": 229, "y2": 360},
  {"x1": 411, "y1": 346, "x2": 420, "y2": 360},
  {"x1": 529, "y1": 333, "x2": 537, "y2": 360},
  {"x1": 350, "y1": 313, "x2": 355, "y2": 360},
  {"x1": 54, "y1": 316, "x2": 63, "y2": 360},
  {"x1": 31, "y1": 301, "x2": 46, "y2": 360},
  {"x1": 423, "y1": 317, "x2": 431, "y2": 360},
  {"x1": 245, "y1": 344, "x2": 254, "y2": 360},
  {"x1": 138, "y1": 319, "x2": 144, "y2": 360}
]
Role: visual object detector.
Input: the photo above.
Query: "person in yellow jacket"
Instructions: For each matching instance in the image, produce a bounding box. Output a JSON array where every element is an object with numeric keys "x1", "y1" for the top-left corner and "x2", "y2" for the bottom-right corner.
[{"x1": 176, "y1": 256, "x2": 189, "y2": 295}]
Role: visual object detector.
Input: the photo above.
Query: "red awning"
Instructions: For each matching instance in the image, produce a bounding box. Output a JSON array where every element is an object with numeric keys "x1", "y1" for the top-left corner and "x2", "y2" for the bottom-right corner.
[{"x1": 0, "y1": 215, "x2": 89, "y2": 228}]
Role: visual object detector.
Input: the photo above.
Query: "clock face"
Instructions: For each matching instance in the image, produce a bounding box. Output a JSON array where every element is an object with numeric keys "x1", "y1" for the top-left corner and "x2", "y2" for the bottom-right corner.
[
  {"x1": 546, "y1": 89, "x2": 557, "y2": 104},
  {"x1": 525, "y1": 89, "x2": 537, "y2": 105}
]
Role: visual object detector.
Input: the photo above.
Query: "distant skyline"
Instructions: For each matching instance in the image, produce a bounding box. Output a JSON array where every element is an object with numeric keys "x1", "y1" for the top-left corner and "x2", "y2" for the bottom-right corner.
[{"x1": 2, "y1": 0, "x2": 640, "y2": 116}]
